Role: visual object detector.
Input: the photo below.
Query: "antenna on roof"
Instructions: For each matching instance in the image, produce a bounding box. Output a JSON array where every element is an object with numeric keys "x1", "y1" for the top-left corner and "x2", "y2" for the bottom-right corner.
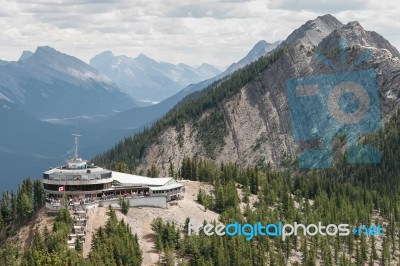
[{"x1": 72, "y1": 122, "x2": 81, "y2": 160}]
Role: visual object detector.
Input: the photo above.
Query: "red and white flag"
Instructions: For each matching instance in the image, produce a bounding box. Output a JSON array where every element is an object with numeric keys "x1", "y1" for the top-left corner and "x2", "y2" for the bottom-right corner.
[{"x1": 58, "y1": 186, "x2": 65, "y2": 191}]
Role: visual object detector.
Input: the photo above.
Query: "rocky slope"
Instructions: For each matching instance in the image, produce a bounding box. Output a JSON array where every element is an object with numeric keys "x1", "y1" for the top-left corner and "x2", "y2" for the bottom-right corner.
[{"x1": 133, "y1": 15, "x2": 400, "y2": 174}]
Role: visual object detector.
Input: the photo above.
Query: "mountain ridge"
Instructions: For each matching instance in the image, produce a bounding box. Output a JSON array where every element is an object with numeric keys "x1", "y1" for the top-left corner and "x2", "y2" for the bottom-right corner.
[
  {"x1": 94, "y1": 15, "x2": 400, "y2": 176},
  {"x1": 0, "y1": 46, "x2": 138, "y2": 119},
  {"x1": 89, "y1": 51, "x2": 221, "y2": 102}
]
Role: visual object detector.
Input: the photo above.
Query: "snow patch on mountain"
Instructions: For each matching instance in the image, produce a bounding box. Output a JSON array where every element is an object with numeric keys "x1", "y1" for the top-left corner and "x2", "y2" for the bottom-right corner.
[
  {"x1": 0, "y1": 92, "x2": 13, "y2": 102},
  {"x1": 66, "y1": 67, "x2": 113, "y2": 84}
]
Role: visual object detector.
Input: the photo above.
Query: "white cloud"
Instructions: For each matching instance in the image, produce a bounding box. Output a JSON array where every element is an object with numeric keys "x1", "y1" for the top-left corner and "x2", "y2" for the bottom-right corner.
[
  {"x1": 268, "y1": 0, "x2": 366, "y2": 12},
  {"x1": 0, "y1": 0, "x2": 398, "y2": 67}
]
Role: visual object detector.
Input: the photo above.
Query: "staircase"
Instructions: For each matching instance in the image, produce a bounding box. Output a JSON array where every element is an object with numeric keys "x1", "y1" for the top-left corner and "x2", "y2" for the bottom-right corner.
[{"x1": 67, "y1": 203, "x2": 87, "y2": 249}]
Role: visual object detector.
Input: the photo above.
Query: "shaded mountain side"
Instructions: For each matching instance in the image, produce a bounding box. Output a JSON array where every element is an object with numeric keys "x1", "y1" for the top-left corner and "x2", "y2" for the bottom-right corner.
[
  {"x1": 0, "y1": 46, "x2": 137, "y2": 120},
  {"x1": 93, "y1": 15, "x2": 400, "y2": 175},
  {"x1": 0, "y1": 101, "x2": 74, "y2": 192}
]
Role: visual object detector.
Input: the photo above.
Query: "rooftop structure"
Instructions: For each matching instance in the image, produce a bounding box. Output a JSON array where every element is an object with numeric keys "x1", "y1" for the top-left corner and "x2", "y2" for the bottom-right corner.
[{"x1": 44, "y1": 134, "x2": 184, "y2": 210}]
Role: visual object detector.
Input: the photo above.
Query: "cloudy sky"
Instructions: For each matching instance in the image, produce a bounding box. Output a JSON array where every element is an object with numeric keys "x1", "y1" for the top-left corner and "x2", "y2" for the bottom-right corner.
[{"x1": 0, "y1": 0, "x2": 399, "y2": 67}]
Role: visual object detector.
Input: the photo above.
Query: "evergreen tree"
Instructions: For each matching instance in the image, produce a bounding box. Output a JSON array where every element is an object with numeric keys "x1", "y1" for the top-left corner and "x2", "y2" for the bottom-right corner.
[
  {"x1": 75, "y1": 237, "x2": 83, "y2": 253},
  {"x1": 33, "y1": 179, "x2": 44, "y2": 211}
]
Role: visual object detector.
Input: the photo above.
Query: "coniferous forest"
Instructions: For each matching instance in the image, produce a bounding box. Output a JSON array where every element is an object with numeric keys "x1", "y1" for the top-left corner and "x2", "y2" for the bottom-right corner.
[
  {"x1": 148, "y1": 111, "x2": 400, "y2": 265},
  {"x1": 0, "y1": 109, "x2": 399, "y2": 265}
]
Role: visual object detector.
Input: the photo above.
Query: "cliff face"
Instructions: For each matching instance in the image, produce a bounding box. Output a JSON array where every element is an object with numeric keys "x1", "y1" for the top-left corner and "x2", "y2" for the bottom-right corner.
[{"x1": 136, "y1": 16, "x2": 400, "y2": 174}]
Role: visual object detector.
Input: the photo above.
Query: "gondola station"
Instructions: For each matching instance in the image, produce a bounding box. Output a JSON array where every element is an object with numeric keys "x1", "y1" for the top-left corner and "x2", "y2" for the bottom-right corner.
[{"x1": 43, "y1": 135, "x2": 184, "y2": 211}]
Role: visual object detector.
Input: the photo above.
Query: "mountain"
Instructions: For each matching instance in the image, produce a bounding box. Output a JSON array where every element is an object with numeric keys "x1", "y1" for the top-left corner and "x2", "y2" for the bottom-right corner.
[
  {"x1": 225, "y1": 40, "x2": 281, "y2": 74},
  {"x1": 0, "y1": 46, "x2": 138, "y2": 121},
  {"x1": 19, "y1": 50, "x2": 34, "y2": 61},
  {"x1": 89, "y1": 52, "x2": 221, "y2": 102},
  {"x1": 283, "y1": 13, "x2": 344, "y2": 47},
  {"x1": 94, "y1": 40, "x2": 280, "y2": 136},
  {"x1": 94, "y1": 14, "x2": 400, "y2": 175},
  {"x1": 0, "y1": 46, "x2": 141, "y2": 192}
]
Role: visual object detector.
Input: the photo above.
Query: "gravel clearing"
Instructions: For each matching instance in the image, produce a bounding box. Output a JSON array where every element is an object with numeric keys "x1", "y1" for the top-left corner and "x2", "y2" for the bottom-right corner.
[{"x1": 85, "y1": 180, "x2": 219, "y2": 265}]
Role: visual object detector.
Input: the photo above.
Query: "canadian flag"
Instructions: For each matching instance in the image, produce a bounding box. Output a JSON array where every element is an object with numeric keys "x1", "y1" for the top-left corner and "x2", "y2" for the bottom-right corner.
[{"x1": 58, "y1": 186, "x2": 65, "y2": 191}]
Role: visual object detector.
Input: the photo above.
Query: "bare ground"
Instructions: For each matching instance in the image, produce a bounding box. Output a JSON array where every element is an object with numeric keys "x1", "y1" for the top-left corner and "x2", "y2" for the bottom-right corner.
[
  {"x1": 14, "y1": 208, "x2": 55, "y2": 249},
  {"x1": 83, "y1": 206, "x2": 109, "y2": 258},
  {"x1": 86, "y1": 180, "x2": 219, "y2": 265}
]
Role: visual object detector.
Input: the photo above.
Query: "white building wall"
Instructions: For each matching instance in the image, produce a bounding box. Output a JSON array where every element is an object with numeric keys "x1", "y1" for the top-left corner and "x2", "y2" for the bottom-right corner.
[{"x1": 46, "y1": 196, "x2": 167, "y2": 211}]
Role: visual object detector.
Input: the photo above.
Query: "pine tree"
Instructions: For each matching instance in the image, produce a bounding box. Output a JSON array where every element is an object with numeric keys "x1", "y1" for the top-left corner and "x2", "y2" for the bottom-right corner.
[
  {"x1": 119, "y1": 197, "x2": 130, "y2": 215},
  {"x1": 183, "y1": 217, "x2": 190, "y2": 235},
  {"x1": 168, "y1": 161, "x2": 175, "y2": 178},
  {"x1": 115, "y1": 161, "x2": 130, "y2": 173},
  {"x1": 33, "y1": 179, "x2": 44, "y2": 211},
  {"x1": 75, "y1": 237, "x2": 83, "y2": 253},
  {"x1": 215, "y1": 186, "x2": 225, "y2": 213},
  {"x1": 147, "y1": 164, "x2": 158, "y2": 178}
]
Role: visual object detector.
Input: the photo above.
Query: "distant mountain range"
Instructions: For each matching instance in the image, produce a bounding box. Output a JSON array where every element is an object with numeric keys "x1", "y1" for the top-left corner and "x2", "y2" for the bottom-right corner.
[
  {"x1": 0, "y1": 46, "x2": 138, "y2": 121},
  {"x1": 90, "y1": 52, "x2": 221, "y2": 103}
]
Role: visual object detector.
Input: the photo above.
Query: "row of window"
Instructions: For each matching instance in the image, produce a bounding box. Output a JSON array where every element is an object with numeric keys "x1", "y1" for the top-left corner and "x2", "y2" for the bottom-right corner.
[
  {"x1": 44, "y1": 183, "x2": 112, "y2": 191},
  {"x1": 43, "y1": 172, "x2": 112, "y2": 181},
  {"x1": 152, "y1": 187, "x2": 181, "y2": 194}
]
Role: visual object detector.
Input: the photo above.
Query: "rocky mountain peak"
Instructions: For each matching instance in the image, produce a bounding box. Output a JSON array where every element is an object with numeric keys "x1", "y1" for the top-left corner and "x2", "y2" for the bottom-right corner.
[
  {"x1": 96, "y1": 50, "x2": 114, "y2": 58},
  {"x1": 34, "y1": 46, "x2": 58, "y2": 56},
  {"x1": 315, "y1": 14, "x2": 341, "y2": 25},
  {"x1": 135, "y1": 53, "x2": 157, "y2": 65},
  {"x1": 284, "y1": 14, "x2": 343, "y2": 48},
  {"x1": 225, "y1": 40, "x2": 280, "y2": 74},
  {"x1": 90, "y1": 51, "x2": 115, "y2": 66},
  {"x1": 28, "y1": 46, "x2": 73, "y2": 66},
  {"x1": 318, "y1": 21, "x2": 400, "y2": 58},
  {"x1": 19, "y1": 50, "x2": 34, "y2": 61}
]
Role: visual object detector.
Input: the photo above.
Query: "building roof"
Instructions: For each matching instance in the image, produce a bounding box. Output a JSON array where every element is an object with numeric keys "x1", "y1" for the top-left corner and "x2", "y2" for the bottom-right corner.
[
  {"x1": 111, "y1": 171, "x2": 173, "y2": 187},
  {"x1": 44, "y1": 165, "x2": 109, "y2": 175},
  {"x1": 149, "y1": 183, "x2": 183, "y2": 191}
]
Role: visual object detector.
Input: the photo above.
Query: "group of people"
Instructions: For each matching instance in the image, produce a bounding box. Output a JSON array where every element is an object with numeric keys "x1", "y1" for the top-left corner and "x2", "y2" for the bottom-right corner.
[
  {"x1": 47, "y1": 191, "x2": 150, "y2": 206},
  {"x1": 46, "y1": 196, "x2": 61, "y2": 205},
  {"x1": 69, "y1": 197, "x2": 96, "y2": 206},
  {"x1": 101, "y1": 193, "x2": 118, "y2": 200}
]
